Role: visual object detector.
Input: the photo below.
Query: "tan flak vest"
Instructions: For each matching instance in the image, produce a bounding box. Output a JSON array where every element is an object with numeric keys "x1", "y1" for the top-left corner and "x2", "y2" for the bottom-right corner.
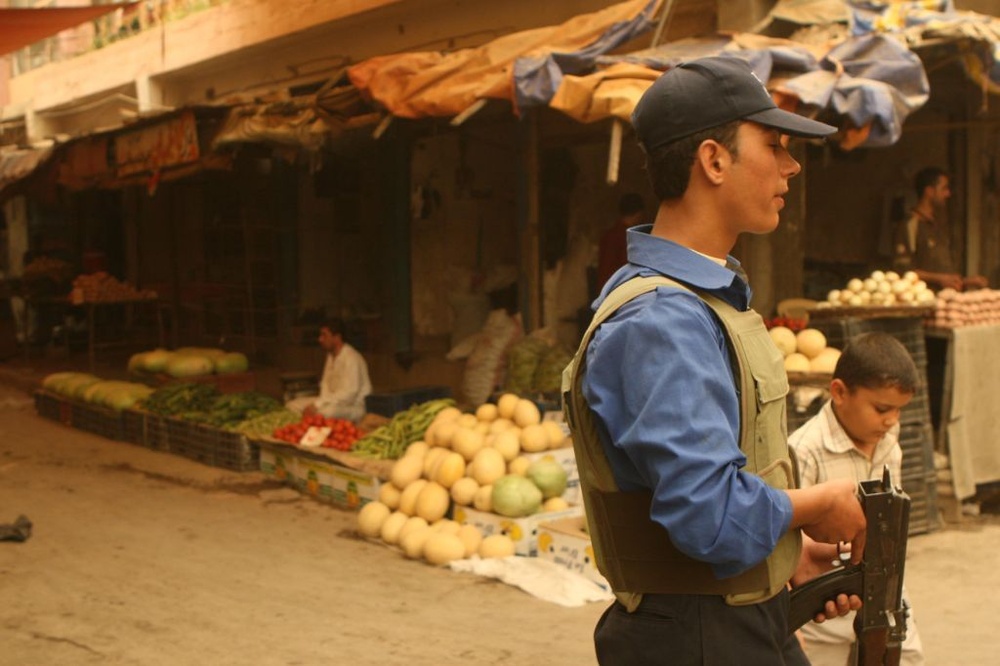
[{"x1": 562, "y1": 276, "x2": 801, "y2": 611}]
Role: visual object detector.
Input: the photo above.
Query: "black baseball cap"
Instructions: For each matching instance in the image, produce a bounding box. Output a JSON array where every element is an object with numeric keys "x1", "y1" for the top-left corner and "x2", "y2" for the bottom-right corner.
[{"x1": 631, "y1": 56, "x2": 837, "y2": 152}]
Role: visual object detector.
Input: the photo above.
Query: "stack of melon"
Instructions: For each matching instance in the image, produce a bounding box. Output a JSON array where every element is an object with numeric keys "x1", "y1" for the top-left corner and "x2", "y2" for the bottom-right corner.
[
  {"x1": 768, "y1": 327, "x2": 842, "y2": 375},
  {"x1": 355, "y1": 393, "x2": 572, "y2": 566},
  {"x1": 128, "y1": 347, "x2": 249, "y2": 378},
  {"x1": 42, "y1": 372, "x2": 154, "y2": 412}
]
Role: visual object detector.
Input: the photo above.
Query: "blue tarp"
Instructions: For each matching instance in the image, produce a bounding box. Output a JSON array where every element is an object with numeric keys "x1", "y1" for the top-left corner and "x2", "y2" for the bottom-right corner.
[
  {"x1": 512, "y1": 0, "x2": 658, "y2": 111},
  {"x1": 585, "y1": 32, "x2": 927, "y2": 147},
  {"x1": 787, "y1": 34, "x2": 929, "y2": 146},
  {"x1": 833, "y1": 1, "x2": 1000, "y2": 90},
  {"x1": 355, "y1": 0, "x2": 996, "y2": 148}
]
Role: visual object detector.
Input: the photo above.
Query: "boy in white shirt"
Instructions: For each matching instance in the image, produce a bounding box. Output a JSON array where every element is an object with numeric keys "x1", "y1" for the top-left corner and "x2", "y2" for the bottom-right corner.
[{"x1": 789, "y1": 331, "x2": 925, "y2": 665}]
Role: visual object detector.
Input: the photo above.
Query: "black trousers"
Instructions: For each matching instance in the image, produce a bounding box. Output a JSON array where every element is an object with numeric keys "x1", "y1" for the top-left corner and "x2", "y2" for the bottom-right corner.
[{"x1": 594, "y1": 588, "x2": 809, "y2": 665}]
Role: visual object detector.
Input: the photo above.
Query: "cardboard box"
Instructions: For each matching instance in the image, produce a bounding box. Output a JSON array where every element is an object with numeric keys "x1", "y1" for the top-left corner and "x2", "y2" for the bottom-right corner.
[
  {"x1": 259, "y1": 443, "x2": 298, "y2": 484},
  {"x1": 293, "y1": 452, "x2": 381, "y2": 509},
  {"x1": 523, "y1": 445, "x2": 580, "y2": 505},
  {"x1": 258, "y1": 441, "x2": 381, "y2": 510},
  {"x1": 451, "y1": 504, "x2": 583, "y2": 556},
  {"x1": 536, "y1": 515, "x2": 609, "y2": 591}
]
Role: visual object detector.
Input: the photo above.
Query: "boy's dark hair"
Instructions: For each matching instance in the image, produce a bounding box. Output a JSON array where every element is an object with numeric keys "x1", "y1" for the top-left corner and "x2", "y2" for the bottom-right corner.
[
  {"x1": 914, "y1": 166, "x2": 947, "y2": 199},
  {"x1": 834, "y1": 332, "x2": 919, "y2": 393},
  {"x1": 618, "y1": 193, "x2": 645, "y2": 216},
  {"x1": 641, "y1": 120, "x2": 741, "y2": 201}
]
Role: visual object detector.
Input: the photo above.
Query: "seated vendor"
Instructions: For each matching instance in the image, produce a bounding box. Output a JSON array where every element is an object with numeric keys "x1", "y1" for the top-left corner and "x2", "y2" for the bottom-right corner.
[{"x1": 286, "y1": 318, "x2": 372, "y2": 422}]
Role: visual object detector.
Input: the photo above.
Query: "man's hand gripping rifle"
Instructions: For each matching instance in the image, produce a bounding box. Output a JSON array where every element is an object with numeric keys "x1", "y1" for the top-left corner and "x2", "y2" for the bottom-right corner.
[{"x1": 788, "y1": 467, "x2": 911, "y2": 665}]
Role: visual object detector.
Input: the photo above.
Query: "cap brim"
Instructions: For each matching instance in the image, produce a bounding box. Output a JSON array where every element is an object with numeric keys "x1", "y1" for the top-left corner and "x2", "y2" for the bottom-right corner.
[{"x1": 745, "y1": 107, "x2": 837, "y2": 138}]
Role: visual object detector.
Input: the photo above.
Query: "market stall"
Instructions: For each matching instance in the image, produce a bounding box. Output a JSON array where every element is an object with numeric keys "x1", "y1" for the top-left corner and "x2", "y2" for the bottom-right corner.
[
  {"x1": 925, "y1": 321, "x2": 1000, "y2": 502},
  {"x1": 33, "y1": 362, "x2": 608, "y2": 600}
]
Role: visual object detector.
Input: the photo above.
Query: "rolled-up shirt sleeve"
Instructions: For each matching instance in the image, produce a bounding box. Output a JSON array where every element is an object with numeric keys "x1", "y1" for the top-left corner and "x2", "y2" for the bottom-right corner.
[{"x1": 583, "y1": 287, "x2": 794, "y2": 579}]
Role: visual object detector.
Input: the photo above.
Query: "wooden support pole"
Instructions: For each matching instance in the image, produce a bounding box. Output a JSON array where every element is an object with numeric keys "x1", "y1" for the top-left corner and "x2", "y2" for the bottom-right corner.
[
  {"x1": 517, "y1": 111, "x2": 542, "y2": 332},
  {"x1": 451, "y1": 99, "x2": 487, "y2": 127},
  {"x1": 606, "y1": 119, "x2": 622, "y2": 186}
]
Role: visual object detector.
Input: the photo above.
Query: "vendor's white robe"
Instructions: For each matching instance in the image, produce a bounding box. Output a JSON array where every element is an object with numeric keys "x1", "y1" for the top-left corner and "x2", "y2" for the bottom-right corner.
[{"x1": 286, "y1": 343, "x2": 371, "y2": 421}]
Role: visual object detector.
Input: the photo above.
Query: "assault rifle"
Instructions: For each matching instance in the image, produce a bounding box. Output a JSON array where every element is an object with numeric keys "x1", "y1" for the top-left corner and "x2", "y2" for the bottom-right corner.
[{"x1": 788, "y1": 467, "x2": 911, "y2": 665}]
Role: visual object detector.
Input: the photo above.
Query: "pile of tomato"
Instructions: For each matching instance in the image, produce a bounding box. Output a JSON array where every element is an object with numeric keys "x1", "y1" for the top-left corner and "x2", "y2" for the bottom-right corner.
[
  {"x1": 764, "y1": 315, "x2": 808, "y2": 332},
  {"x1": 271, "y1": 414, "x2": 363, "y2": 451}
]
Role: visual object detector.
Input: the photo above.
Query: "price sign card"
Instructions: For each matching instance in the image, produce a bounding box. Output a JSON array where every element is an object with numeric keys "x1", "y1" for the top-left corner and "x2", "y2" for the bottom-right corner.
[{"x1": 299, "y1": 426, "x2": 331, "y2": 448}]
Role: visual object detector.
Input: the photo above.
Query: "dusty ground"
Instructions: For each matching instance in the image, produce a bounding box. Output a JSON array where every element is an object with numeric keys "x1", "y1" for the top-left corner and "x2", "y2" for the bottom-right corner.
[{"x1": 1, "y1": 379, "x2": 998, "y2": 665}]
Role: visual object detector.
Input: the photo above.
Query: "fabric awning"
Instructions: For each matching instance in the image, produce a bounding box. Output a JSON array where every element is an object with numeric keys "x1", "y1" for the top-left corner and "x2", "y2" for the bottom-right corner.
[
  {"x1": 0, "y1": 146, "x2": 55, "y2": 192},
  {"x1": 347, "y1": 0, "x2": 1000, "y2": 149},
  {"x1": 0, "y1": 4, "x2": 139, "y2": 56},
  {"x1": 551, "y1": 32, "x2": 928, "y2": 149},
  {"x1": 348, "y1": 0, "x2": 660, "y2": 119},
  {"x1": 547, "y1": 0, "x2": 1000, "y2": 149},
  {"x1": 763, "y1": 0, "x2": 1000, "y2": 91},
  {"x1": 212, "y1": 99, "x2": 332, "y2": 151}
]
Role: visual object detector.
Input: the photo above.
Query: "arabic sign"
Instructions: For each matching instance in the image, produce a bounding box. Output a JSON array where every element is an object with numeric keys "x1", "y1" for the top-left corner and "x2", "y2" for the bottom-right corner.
[{"x1": 113, "y1": 110, "x2": 200, "y2": 177}]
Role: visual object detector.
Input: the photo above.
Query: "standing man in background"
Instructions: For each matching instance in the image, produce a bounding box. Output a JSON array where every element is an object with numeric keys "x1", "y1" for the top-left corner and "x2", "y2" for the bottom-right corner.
[
  {"x1": 893, "y1": 166, "x2": 988, "y2": 291},
  {"x1": 597, "y1": 193, "x2": 645, "y2": 288}
]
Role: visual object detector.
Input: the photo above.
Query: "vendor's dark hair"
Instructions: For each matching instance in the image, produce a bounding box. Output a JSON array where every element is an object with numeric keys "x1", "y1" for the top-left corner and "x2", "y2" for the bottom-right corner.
[
  {"x1": 914, "y1": 166, "x2": 947, "y2": 198},
  {"x1": 641, "y1": 120, "x2": 741, "y2": 201},
  {"x1": 322, "y1": 318, "x2": 346, "y2": 336},
  {"x1": 835, "y1": 332, "x2": 919, "y2": 393}
]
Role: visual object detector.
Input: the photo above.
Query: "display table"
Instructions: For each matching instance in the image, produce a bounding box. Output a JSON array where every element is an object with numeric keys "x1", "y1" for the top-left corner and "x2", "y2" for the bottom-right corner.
[{"x1": 926, "y1": 325, "x2": 1000, "y2": 500}]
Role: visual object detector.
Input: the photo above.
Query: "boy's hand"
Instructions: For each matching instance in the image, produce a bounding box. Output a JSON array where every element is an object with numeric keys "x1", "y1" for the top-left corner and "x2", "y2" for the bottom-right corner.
[
  {"x1": 791, "y1": 535, "x2": 839, "y2": 587},
  {"x1": 813, "y1": 593, "x2": 862, "y2": 623},
  {"x1": 791, "y1": 535, "x2": 862, "y2": 623}
]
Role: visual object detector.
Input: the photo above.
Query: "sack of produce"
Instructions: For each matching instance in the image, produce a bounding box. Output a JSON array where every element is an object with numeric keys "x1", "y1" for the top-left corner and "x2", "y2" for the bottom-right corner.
[
  {"x1": 504, "y1": 337, "x2": 549, "y2": 394},
  {"x1": 532, "y1": 344, "x2": 572, "y2": 394}
]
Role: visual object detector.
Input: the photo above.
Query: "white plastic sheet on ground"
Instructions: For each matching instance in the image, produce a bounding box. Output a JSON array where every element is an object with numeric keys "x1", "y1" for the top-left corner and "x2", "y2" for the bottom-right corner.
[{"x1": 449, "y1": 555, "x2": 613, "y2": 608}]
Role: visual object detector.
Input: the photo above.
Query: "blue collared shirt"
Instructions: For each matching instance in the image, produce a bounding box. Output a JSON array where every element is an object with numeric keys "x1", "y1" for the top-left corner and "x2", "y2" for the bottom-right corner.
[{"x1": 582, "y1": 224, "x2": 794, "y2": 579}]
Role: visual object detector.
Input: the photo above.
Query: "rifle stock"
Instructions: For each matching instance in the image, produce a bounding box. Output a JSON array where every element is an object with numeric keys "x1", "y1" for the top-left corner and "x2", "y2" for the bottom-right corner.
[{"x1": 788, "y1": 467, "x2": 911, "y2": 665}]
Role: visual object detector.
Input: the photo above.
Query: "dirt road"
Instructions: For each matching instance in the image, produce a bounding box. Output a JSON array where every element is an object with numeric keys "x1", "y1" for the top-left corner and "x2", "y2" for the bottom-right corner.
[{"x1": 1, "y1": 383, "x2": 997, "y2": 665}]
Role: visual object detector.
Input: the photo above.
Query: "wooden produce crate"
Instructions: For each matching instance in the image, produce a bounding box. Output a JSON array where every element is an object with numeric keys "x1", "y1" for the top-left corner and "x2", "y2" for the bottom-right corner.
[
  {"x1": 34, "y1": 390, "x2": 74, "y2": 426},
  {"x1": 120, "y1": 408, "x2": 147, "y2": 446},
  {"x1": 807, "y1": 305, "x2": 934, "y2": 321},
  {"x1": 143, "y1": 412, "x2": 171, "y2": 451},
  {"x1": 165, "y1": 417, "x2": 259, "y2": 471},
  {"x1": 71, "y1": 402, "x2": 125, "y2": 441}
]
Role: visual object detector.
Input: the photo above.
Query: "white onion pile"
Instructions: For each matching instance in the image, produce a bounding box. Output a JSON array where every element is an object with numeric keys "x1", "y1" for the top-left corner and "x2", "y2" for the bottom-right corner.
[
  {"x1": 927, "y1": 288, "x2": 1000, "y2": 328},
  {"x1": 817, "y1": 270, "x2": 936, "y2": 309}
]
